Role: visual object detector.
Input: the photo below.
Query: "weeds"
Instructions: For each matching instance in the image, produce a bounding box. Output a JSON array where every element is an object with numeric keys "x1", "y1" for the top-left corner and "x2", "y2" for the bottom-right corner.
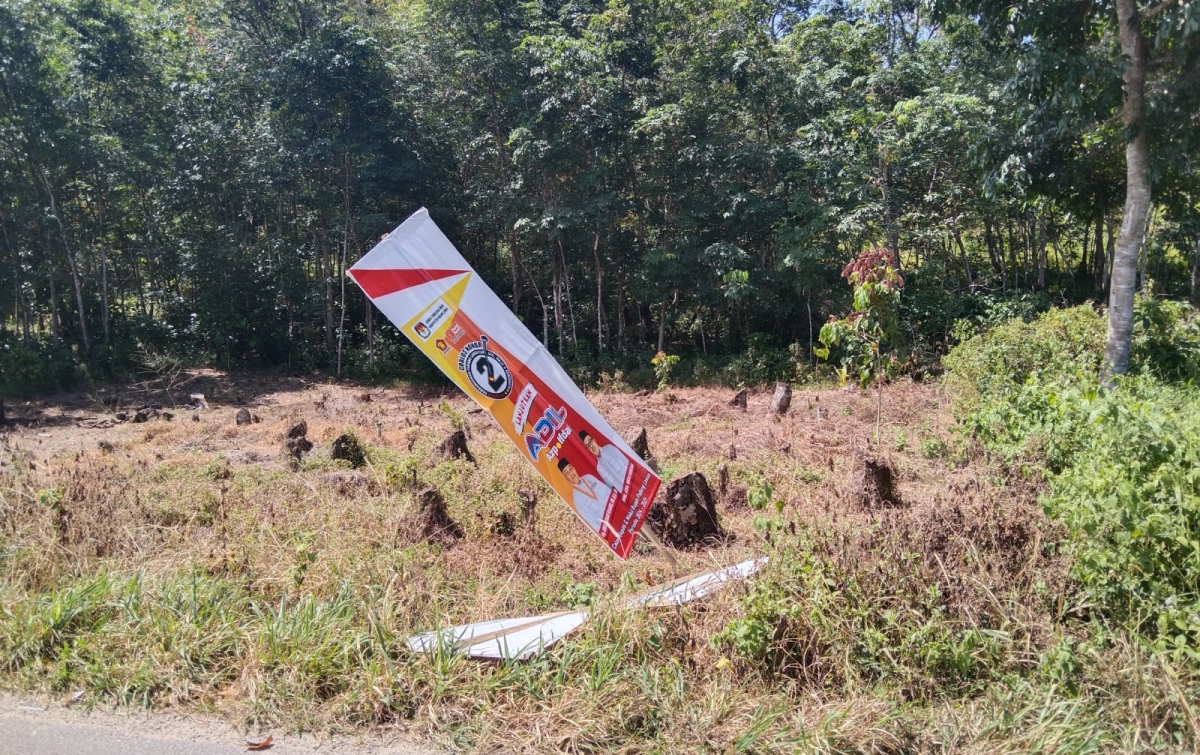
[{"x1": 2, "y1": 375, "x2": 1199, "y2": 752}]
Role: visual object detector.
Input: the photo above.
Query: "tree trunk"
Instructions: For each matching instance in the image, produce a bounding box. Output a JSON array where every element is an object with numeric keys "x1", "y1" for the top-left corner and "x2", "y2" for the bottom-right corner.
[
  {"x1": 656, "y1": 299, "x2": 668, "y2": 353},
  {"x1": 1036, "y1": 215, "x2": 1046, "y2": 290},
  {"x1": 552, "y1": 252, "x2": 564, "y2": 354},
  {"x1": 336, "y1": 154, "x2": 353, "y2": 377},
  {"x1": 592, "y1": 232, "x2": 606, "y2": 352},
  {"x1": 336, "y1": 238, "x2": 348, "y2": 377},
  {"x1": 1138, "y1": 206, "x2": 1154, "y2": 291},
  {"x1": 806, "y1": 295, "x2": 815, "y2": 368},
  {"x1": 1093, "y1": 216, "x2": 1105, "y2": 289},
  {"x1": 953, "y1": 230, "x2": 974, "y2": 290},
  {"x1": 323, "y1": 245, "x2": 335, "y2": 353},
  {"x1": 985, "y1": 221, "x2": 1002, "y2": 278},
  {"x1": 509, "y1": 227, "x2": 522, "y2": 314},
  {"x1": 1104, "y1": 216, "x2": 1116, "y2": 296},
  {"x1": 100, "y1": 242, "x2": 110, "y2": 346},
  {"x1": 881, "y1": 161, "x2": 899, "y2": 268},
  {"x1": 46, "y1": 256, "x2": 60, "y2": 338},
  {"x1": 64, "y1": 242, "x2": 91, "y2": 359},
  {"x1": 616, "y1": 276, "x2": 626, "y2": 352},
  {"x1": 38, "y1": 172, "x2": 91, "y2": 357},
  {"x1": 1104, "y1": 0, "x2": 1153, "y2": 382},
  {"x1": 365, "y1": 294, "x2": 374, "y2": 364},
  {"x1": 1006, "y1": 221, "x2": 1019, "y2": 291},
  {"x1": 1191, "y1": 229, "x2": 1199, "y2": 302},
  {"x1": 557, "y1": 238, "x2": 577, "y2": 346}
]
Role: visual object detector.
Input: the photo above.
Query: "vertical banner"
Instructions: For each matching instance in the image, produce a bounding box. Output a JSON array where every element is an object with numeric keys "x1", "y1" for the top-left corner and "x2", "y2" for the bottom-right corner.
[{"x1": 348, "y1": 208, "x2": 660, "y2": 559}]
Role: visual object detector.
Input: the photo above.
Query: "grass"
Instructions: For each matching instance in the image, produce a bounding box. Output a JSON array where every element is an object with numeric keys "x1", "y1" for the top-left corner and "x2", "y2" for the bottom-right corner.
[{"x1": 0, "y1": 377, "x2": 1198, "y2": 752}]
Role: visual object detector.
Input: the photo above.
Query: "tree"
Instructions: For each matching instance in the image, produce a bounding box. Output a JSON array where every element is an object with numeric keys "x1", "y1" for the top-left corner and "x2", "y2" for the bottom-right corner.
[{"x1": 939, "y1": 0, "x2": 1200, "y2": 380}]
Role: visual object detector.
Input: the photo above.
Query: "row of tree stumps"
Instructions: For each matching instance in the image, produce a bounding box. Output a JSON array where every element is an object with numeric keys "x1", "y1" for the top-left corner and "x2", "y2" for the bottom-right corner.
[
  {"x1": 408, "y1": 383, "x2": 792, "y2": 554},
  {"x1": 267, "y1": 380, "x2": 895, "y2": 557}
]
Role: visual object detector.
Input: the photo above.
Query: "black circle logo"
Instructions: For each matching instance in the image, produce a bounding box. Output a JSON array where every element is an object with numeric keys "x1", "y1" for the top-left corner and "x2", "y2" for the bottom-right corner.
[{"x1": 464, "y1": 336, "x2": 512, "y2": 399}]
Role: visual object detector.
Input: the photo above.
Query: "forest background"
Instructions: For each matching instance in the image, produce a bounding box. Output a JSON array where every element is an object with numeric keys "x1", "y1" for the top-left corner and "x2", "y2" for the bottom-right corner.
[{"x1": 4, "y1": 0, "x2": 1199, "y2": 395}]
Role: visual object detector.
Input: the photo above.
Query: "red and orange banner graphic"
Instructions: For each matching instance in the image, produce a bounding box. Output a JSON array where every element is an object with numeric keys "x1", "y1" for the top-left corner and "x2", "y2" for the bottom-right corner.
[{"x1": 348, "y1": 209, "x2": 660, "y2": 559}]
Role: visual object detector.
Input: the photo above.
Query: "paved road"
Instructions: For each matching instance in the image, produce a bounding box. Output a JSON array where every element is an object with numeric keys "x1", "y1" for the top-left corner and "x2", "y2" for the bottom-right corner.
[{"x1": 0, "y1": 695, "x2": 439, "y2": 755}]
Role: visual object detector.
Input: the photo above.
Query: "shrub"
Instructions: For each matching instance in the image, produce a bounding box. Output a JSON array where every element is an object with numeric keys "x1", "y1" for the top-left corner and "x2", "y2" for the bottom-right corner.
[
  {"x1": 948, "y1": 303, "x2": 1200, "y2": 660},
  {"x1": 943, "y1": 304, "x2": 1105, "y2": 402},
  {"x1": 946, "y1": 297, "x2": 1200, "y2": 403},
  {"x1": 0, "y1": 337, "x2": 86, "y2": 398},
  {"x1": 1130, "y1": 296, "x2": 1200, "y2": 383},
  {"x1": 1037, "y1": 380, "x2": 1200, "y2": 660}
]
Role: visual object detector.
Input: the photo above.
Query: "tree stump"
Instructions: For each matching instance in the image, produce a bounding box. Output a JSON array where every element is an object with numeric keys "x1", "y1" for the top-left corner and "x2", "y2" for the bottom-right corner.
[
  {"x1": 647, "y1": 472, "x2": 724, "y2": 549},
  {"x1": 846, "y1": 450, "x2": 901, "y2": 508},
  {"x1": 414, "y1": 488, "x2": 463, "y2": 544},
  {"x1": 331, "y1": 432, "x2": 367, "y2": 468},
  {"x1": 770, "y1": 382, "x2": 792, "y2": 415},
  {"x1": 630, "y1": 428, "x2": 651, "y2": 460},
  {"x1": 729, "y1": 388, "x2": 748, "y2": 410},
  {"x1": 518, "y1": 488, "x2": 538, "y2": 532},
  {"x1": 715, "y1": 463, "x2": 747, "y2": 508},
  {"x1": 434, "y1": 430, "x2": 475, "y2": 464},
  {"x1": 629, "y1": 427, "x2": 660, "y2": 473},
  {"x1": 286, "y1": 436, "x2": 313, "y2": 460},
  {"x1": 235, "y1": 408, "x2": 252, "y2": 426}
]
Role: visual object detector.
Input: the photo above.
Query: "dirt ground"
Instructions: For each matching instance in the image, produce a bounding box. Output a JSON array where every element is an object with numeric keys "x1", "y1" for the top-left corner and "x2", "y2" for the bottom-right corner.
[
  {"x1": 0, "y1": 372, "x2": 967, "y2": 577},
  {"x1": 1, "y1": 371, "x2": 957, "y2": 501},
  {"x1": 0, "y1": 372, "x2": 1003, "y2": 597},
  {"x1": 0, "y1": 371, "x2": 1062, "y2": 750}
]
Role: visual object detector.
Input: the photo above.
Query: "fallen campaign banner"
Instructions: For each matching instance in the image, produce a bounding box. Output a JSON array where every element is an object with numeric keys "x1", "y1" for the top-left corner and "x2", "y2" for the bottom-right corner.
[{"x1": 348, "y1": 208, "x2": 660, "y2": 559}]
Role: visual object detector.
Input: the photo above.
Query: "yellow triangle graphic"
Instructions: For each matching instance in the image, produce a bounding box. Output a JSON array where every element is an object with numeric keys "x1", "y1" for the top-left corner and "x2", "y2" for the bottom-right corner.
[{"x1": 403, "y1": 273, "x2": 471, "y2": 334}]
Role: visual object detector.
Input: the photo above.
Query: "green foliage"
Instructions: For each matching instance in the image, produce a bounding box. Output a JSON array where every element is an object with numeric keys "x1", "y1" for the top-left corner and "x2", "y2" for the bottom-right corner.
[
  {"x1": 966, "y1": 374, "x2": 1200, "y2": 659},
  {"x1": 921, "y1": 436, "x2": 948, "y2": 459},
  {"x1": 288, "y1": 531, "x2": 318, "y2": 589},
  {"x1": 816, "y1": 249, "x2": 906, "y2": 388},
  {"x1": 946, "y1": 298, "x2": 1200, "y2": 403},
  {"x1": 719, "y1": 335, "x2": 798, "y2": 387},
  {"x1": 949, "y1": 303, "x2": 1200, "y2": 659},
  {"x1": 0, "y1": 338, "x2": 86, "y2": 398},
  {"x1": 714, "y1": 540, "x2": 1023, "y2": 698},
  {"x1": 437, "y1": 400, "x2": 467, "y2": 432},
  {"x1": 5, "y1": 0, "x2": 1197, "y2": 387},
  {"x1": 1131, "y1": 295, "x2": 1200, "y2": 383},
  {"x1": 383, "y1": 457, "x2": 421, "y2": 492},
  {"x1": 650, "y1": 352, "x2": 680, "y2": 392},
  {"x1": 944, "y1": 304, "x2": 1106, "y2": 402},
  {"x1": 746, "y1": 477, "x2": 773, "y2": 511}
]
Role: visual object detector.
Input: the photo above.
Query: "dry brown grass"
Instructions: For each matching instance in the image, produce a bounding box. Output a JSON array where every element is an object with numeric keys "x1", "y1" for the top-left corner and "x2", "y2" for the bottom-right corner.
[
  {"x1": 0, "y1": 373, "x2": 1191, "y2": 752},
  {"x1": 1, "y1": 377, "x2": 962, "y2": 596}
]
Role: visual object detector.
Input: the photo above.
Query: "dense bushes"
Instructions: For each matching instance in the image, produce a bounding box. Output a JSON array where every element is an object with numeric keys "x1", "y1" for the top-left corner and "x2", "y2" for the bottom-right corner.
[
  {"x1": 715, "y1": 502, "x2": 1055, "y2": 698},
  {"x1": 946, "y1": 298, "x2": 1200, "y2": 660},
  {"x1": 943, "y1": 304, "x2": 1106, "y2": 401},
  {"x1": 0, "y1": 337, "x2": 86, "y2": 398},
  {"x1": 946, "y1": 297, "x2": 1200, "y2": 402}
]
